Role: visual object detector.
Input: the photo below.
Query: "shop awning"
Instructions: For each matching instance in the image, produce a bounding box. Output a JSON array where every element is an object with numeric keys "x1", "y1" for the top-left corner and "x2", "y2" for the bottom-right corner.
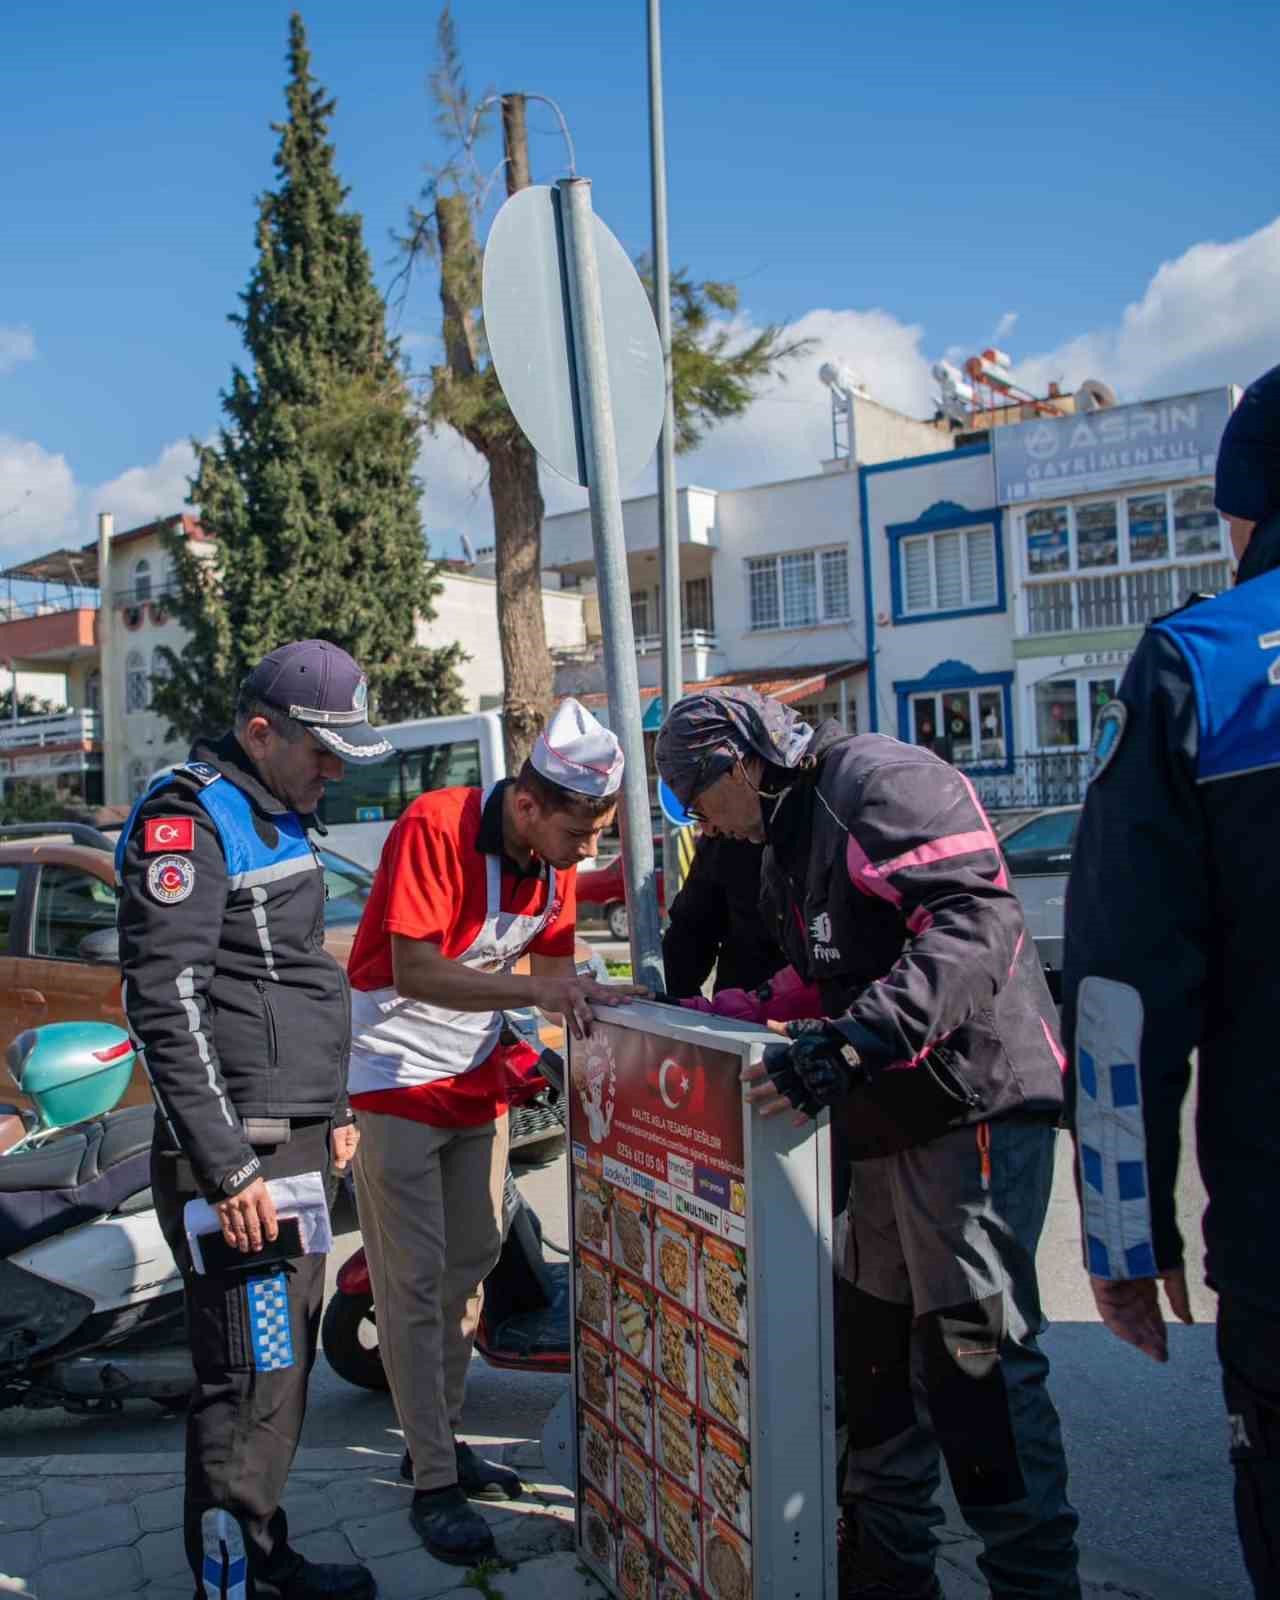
[{"x1": 578, "y1": 659, "x2": 867, "y2": 730}]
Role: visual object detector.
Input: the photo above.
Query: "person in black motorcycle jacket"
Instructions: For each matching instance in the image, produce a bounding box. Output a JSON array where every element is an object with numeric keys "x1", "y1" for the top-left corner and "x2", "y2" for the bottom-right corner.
[
  {"x1": 661, "y1": 833, "x2": 783, "y2": 1000},
  {"x1": 657, "y1": 687, "x2": 1080, "y2": 1600},
  {"x1": 117, "y1": 640, "x2": 392, "y2": 1600},
  {"x1": 1061, "y1": 363, "x2": 1280, "y2": 1598}
]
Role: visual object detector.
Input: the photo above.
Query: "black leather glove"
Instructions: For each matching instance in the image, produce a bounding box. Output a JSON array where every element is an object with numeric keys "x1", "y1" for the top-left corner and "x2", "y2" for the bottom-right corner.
[{"x1": 762, "y1": 1019, "x2": 866, "y2": 1116}]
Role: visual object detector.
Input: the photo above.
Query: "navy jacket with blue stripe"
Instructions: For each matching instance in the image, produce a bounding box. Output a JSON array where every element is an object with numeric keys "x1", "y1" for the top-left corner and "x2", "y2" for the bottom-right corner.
[
  {"x1": 1062, "y1": 510, "x2": 1280, "y2": 1313},
  {"x1": 761, "y1": 723, "x2": 1066, "y2": 1161},
  {"x1": 116, "y1": 733, "x2": 351, "y2": 1200}
]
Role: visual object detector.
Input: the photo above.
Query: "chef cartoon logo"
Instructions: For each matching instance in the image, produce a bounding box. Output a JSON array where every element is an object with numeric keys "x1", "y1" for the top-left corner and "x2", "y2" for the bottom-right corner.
[{"x1": 573, "y1": 1036, "x2": 617, "y2": 1144}]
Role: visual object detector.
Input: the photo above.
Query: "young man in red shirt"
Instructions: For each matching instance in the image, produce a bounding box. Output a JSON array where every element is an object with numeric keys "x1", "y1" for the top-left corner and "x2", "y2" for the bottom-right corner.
[{"x1": 347, "y1": 699, "x2": 637, "y2": 1566}]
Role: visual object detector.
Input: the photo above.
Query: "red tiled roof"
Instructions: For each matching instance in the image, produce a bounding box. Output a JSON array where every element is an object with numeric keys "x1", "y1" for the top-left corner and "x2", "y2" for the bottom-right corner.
[{"x1": 82, "y1": 512, "x2": 207, "y2": 554}]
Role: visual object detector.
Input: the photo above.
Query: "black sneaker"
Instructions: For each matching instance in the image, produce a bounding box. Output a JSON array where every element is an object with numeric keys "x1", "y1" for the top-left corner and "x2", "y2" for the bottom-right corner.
[
  {"x1": 257, "y1": 1556, "x2": 377, "y2": 1599},
  {"x1": 837, "y1": 1514, "x2": 942, "y2": 1599},
  {"x1": 400, "y1": 1441, "x2": 524, "y2": 1501},
  {"x1": 455, "y1": 1438, "x2": 523, "y2": 1501},
  {"x1": 409, "y1": 1485, "x2": 498, "y2": 1567}
]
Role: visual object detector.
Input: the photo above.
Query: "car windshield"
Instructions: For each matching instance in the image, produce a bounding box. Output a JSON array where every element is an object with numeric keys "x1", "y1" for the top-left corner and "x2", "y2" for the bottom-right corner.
[
  {"x1": 1001, "y1": 809, "x2": 1081, "y2": 871},
  {"x1": 316, "y1": 846, "x2": 374, "y2": 926}
]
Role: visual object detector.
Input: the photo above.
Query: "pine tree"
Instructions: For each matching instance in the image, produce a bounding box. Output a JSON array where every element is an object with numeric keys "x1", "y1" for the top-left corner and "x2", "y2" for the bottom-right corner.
[{"x1": 154, "y1": 12, "x2": 464, "y2": 740}]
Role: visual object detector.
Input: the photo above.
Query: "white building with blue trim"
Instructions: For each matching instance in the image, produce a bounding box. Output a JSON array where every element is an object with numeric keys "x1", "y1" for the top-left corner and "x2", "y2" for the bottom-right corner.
[{"x1": 544, "y1": 379, "x2": 1240, "y2": 816}]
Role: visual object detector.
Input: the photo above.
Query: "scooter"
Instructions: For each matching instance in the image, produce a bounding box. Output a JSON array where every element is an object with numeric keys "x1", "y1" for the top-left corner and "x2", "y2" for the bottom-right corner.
[
  {"x1": 0, "y1": 1023, "x2": 193, "y2": 1413},
  {"x1": 322, "y1": 1025, "x2": 572, "y2": 1389}
]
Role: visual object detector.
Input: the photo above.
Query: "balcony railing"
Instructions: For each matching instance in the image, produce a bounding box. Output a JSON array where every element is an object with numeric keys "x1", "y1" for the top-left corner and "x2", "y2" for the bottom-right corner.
[
  {"x1": 969, "y1": 751, "x2": 1092, "y2": 812},
  {"x1": 113, "y1": 581, "x2": 178, "y2": 607},
  {"x1": 0, "y1": 594, "x2": 100, "y2": 621},
  {"x1": 0, "y1": 709, "x2": 100, "y2": 752},
  {"x1": 634, "y1": 628, "x2": 720, "y2": 656},
  {"x1": 1025, "y1": 559, "x2": 1231, "y2": 636}
]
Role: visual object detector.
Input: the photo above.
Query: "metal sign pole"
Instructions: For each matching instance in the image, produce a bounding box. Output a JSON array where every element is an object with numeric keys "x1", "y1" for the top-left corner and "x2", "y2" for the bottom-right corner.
[
  {"x1": 648, "y1": 0, "x2": 685, "y2": 906},
  {"x1": 556, "y1": 177, "x2": 664, "y2": 991}
]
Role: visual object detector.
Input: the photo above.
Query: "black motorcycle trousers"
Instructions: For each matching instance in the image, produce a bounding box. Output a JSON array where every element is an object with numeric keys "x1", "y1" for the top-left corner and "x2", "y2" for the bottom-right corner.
[
  {"x1": 153, "y1": 1120, "x2": 335, "y2": 1598},
  {"x1": 1219, "y1": 1295, "x2": 1280, "y2": 1596},
  {"x1": 841, "y1": 1116, "x2": 1080, "y2": 1598}
]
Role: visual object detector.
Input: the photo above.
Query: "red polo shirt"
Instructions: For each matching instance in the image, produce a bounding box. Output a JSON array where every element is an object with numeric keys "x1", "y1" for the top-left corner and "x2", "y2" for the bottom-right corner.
[{"x1": 348, "y1": 784, "x2": 577, "y2": 1125}]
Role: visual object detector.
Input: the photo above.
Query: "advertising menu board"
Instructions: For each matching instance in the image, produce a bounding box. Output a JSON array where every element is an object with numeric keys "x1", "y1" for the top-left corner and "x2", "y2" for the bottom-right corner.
[{"x1": 567, "y1": 1003, "x2": 835, "y2": 1600}]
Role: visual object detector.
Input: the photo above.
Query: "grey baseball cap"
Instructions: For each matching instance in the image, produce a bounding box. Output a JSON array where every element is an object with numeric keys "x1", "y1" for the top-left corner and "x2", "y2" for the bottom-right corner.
[{"x1": 241, "y1": 640, "x2": 394, "y2": 764}]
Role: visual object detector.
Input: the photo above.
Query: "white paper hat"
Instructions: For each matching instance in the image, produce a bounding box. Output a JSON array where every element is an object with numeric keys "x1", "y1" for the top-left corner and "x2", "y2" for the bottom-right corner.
[{"x1": 531, "y1": 698, "x2": 624, "y2": 798}]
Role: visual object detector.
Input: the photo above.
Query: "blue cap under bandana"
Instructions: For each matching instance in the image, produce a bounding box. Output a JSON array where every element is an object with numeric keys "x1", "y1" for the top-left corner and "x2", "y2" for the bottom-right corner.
[{"x1": 655, "y1": 687, "x2": 814, "y2": 808}]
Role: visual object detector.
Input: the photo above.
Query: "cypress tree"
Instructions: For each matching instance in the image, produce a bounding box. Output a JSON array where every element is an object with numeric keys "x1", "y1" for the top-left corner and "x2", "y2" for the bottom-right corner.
[{"x1": 155, "y1": 12, "x2": 463, "y2": 739}]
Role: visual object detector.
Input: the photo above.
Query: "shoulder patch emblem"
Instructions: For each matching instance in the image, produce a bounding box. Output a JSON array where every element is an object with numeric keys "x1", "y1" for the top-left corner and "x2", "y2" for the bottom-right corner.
[
  {"x1": 147, "y1": 854, "x2": 196, "y2": 905},
  {"x1": 144, "y1": 816, "x2": 195, "y2": 854},
  {"x1": 1089, "y1": 700, "x2": 1128, "y2": 782}
]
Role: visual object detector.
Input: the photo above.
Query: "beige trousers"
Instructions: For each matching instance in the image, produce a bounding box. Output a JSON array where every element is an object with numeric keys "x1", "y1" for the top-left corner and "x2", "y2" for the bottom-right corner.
[{"x1": 353, "y1": 1110, "x2": 508, "y2": 1490}]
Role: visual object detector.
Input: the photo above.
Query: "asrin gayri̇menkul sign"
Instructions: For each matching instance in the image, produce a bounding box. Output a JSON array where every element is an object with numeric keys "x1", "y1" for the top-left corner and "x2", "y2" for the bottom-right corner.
[{"x1": 993, "y1": 387, "x2": 1236, "y2": 504}]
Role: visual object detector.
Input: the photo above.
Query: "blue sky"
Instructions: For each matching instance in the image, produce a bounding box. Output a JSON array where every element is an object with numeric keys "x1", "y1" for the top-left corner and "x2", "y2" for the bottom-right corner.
[{"x1": 2, "y1": 0, "x2": 1278, "y2": 562}]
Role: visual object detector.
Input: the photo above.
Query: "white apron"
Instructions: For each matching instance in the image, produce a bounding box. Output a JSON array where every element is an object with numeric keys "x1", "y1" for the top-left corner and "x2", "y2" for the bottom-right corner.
[{"x1": 347, "y1": 806, "x2": 557, "y2": 1097}]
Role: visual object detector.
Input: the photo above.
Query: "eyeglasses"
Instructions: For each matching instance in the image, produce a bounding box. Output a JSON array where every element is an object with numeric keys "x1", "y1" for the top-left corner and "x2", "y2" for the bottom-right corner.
[{"x1": 685, "y1": 755, "x2": 755, "y2": 824}]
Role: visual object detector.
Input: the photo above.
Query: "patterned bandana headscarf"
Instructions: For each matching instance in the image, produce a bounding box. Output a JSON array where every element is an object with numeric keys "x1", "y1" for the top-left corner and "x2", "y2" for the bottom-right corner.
[{"x1": 655, "y1": 688, "x2": 815, "y2": 807}]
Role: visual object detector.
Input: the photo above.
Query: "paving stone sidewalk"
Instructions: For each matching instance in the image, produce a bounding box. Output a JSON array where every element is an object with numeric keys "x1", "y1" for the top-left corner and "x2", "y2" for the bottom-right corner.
[
  {"x1": 0, "y1": 1438, "x2": 587, "y2": 1600},
  {"x1": 0, "y1": 1442, "x2": 1225, "y2": 1600}
]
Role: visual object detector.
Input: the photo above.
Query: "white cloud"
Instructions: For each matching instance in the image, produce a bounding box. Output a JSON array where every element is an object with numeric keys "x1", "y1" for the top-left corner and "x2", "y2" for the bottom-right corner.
[
  {"x1": 1013, "y1": 216, "x2": 1280, "y2": 402},
  {"x1": 0, "y1": 436, "x2": 77, "y2": 557},
  {"x1": 416, "y1": 304, "x2": 939, "y2": 542},
  {"x1": 90, "y1": 439, "x2": 198, "y2": 536},
  {"x1": 0, "y1": 436, "x2": 200, "y2": 567},
  {"x1": 667, "y1": 305, "x2": 935, "y2": 491},
  {"x1": 0, "y1": 326, "x2": 37, "y2": 375},
  {"x1": 7, "y1": 215, "x2": 1279, "y2": 567}
]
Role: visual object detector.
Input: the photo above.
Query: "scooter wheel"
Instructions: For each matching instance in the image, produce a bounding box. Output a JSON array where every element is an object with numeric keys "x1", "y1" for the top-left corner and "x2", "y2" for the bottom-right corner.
[{"x1": 321, "y1": 1291, "x2": 389, "y2": 1391}]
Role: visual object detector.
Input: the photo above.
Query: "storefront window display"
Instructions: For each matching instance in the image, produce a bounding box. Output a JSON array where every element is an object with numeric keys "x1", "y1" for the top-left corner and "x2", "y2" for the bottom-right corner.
[
  {"x1": 1126, "y1": 494, "x2": 1169, "y2": 562},
  {"x1": 1025, "y1": 506, "x2": 1070, "y2": 576},
  {"x1": 910, "y1": 688, "x2": 1005, "y2": 765},
  {"x1": 1022, "y1": 484, "x2": 1223, "y2": 575},
  {"x1": 1087, "y1": 678, "x2": 1118, "y2": 739},
  {"x1": 1034, "y1": 679, "x2": 1079, "y2": 749},
  {"x1": 1173, "y1": 484, "x2": 1222, "y2": 558},
  {"x1": 1076, "y1": 501, "x2": 1119, "y2": 569}
]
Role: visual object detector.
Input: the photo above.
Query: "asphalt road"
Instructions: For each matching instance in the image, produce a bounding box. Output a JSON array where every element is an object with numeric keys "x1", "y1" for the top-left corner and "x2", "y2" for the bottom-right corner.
[{"x1": 0, "y1": 1096, "x2": 1247, "y2": 1595}]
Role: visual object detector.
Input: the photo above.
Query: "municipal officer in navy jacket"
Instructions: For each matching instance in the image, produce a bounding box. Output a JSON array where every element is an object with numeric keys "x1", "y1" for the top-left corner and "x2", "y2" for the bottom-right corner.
[
  {"x1": 118, "y1": 641, "x2": 391, "y2": 1600},
  {"x1": 1062, "y1": 365, "x2": 1280, "y2": 1597},
  {"x1": 658, "y1": 688, "x2": 1079, "y2": 1600}
]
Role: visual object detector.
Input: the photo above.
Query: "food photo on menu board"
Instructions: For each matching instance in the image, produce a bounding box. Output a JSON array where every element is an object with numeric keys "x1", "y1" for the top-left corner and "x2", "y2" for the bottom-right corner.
[{"x1": 569, "y1": 1018, "x2": 757, "y2": 1598}]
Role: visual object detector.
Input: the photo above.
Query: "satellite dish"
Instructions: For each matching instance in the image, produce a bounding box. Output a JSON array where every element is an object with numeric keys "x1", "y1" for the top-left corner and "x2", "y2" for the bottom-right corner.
[{"x1": 1075, "y1": 378, "x2": 1117, "y2": 413}]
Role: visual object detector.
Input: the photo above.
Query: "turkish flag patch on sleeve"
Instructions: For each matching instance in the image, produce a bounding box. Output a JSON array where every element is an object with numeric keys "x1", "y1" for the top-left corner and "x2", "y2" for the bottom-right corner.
[{"x1": 144, "y1": 816, "x2": 195, "y2": 854}]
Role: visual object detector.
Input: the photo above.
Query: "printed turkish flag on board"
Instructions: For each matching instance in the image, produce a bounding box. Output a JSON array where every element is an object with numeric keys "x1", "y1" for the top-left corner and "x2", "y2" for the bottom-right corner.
[
  {"x1": 144, "y1": 816, "x2": 195, "y2": 853},
  {"x1": 645, "y1": 1055, "x2": 705, "y2": 1117}
]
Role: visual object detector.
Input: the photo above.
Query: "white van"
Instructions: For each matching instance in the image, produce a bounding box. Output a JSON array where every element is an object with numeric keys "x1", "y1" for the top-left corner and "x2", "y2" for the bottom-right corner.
[
  {"x1": 319, "y1": 711, "x2": 506, "y2": 870},
  {"x1": 149, "y1": 711, "x2": 507, "y2": 872}
]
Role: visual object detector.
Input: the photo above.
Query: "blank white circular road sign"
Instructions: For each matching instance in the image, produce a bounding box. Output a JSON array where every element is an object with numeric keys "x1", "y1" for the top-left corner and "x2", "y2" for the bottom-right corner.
[{"x1": 482, "y1": 184, "x2": 664, "y2": 489}]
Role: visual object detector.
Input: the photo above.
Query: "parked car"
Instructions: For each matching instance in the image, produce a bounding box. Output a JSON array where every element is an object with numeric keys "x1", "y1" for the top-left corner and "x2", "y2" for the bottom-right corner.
[
  {"x1": 0, "y1": 823, "x2": 596, "y2": 1143},
  {"x1": 576, "y1": 839, "x2": 665, "y2": 940},
  {"x1": 998, "y1": 805, "x2": 1082, "y2": 1001}
]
